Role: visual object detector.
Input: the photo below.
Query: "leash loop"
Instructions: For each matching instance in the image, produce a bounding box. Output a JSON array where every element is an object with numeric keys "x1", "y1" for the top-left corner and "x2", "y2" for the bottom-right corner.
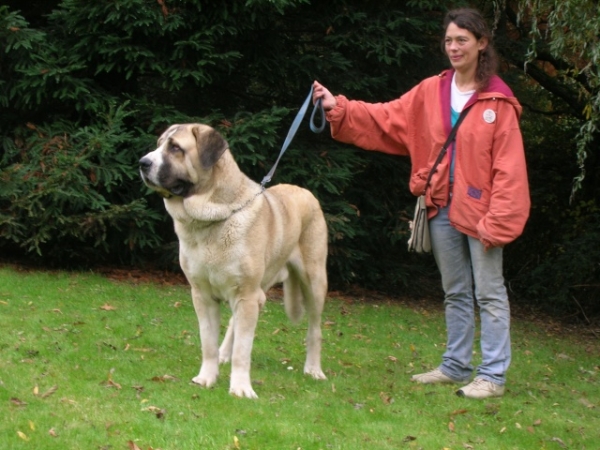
[
  {"x1": 310, "y1": 97, "x2": 326, "y2": 133},
  {"x1": 261, "y1": 85, "x2": 325, "y2": 187}
]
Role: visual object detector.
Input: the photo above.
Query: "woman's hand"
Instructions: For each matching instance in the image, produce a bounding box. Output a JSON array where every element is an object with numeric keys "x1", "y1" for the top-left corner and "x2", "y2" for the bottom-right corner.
[{"x1": 312, "y1": 80, "x2": 337, "y2": 111}]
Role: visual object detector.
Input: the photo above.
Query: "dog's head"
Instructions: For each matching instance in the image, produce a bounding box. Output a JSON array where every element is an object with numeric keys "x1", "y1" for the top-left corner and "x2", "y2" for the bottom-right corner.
[{"x1": 139, "y1": 124, "x2": 229, "y2": 198}]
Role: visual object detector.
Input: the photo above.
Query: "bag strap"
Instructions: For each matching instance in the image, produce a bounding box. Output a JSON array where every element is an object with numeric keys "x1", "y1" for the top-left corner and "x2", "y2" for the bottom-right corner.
[{"x1": 423, "y1": 105, "x2": 473, "y2": 191}]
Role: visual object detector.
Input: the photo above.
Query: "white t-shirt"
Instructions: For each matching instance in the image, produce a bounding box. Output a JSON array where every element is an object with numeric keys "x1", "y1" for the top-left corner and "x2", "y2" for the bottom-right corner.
[
  {"x1": 451, "y1": 72, "x2": 475, "y2": 113},
  {"x1": 449, "y1": 73, "x2": 475, "y2": 182}
]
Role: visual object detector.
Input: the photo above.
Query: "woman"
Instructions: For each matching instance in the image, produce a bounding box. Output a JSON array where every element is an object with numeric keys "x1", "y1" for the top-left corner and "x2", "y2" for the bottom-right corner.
[{"x1": 312, "y1": 8, "x2": 530, "y2": 399}]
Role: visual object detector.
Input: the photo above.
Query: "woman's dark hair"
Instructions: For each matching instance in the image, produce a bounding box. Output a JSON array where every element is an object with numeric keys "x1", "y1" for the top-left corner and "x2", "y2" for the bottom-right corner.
[{"x1": 441, "y1": 8, "x2": 499, "y2": 91}]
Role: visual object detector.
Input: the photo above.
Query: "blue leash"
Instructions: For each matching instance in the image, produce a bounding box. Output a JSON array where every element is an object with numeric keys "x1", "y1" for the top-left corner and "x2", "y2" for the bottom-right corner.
[{"x1": 260, "y1": 85, "x2": 326, "y2": 187}]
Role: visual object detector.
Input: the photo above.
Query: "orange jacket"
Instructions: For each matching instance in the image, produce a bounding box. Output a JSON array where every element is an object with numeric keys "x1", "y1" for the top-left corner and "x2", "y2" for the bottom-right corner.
[{"x1": 326, "y1": 69, "x2": 530, "y2": 247}]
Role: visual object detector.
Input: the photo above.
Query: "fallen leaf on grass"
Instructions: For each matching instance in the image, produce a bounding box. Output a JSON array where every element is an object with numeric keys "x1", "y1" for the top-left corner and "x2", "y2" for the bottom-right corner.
[
  {"x1": 402, "y1": 435, "x2": 417, "y2": 442},
  {"x1": 101, "y1": 369, "x2": 122, "y2": 389},
  {"x1": 104, "y1": 379, "x2": 122, "y2": 389},
  {"x1": 533, "y1": 419, "x2": 542, "y2": 426},
  {"x1": 233, "y1": 435, "x2": 241, "y2": 449},
  {"x1": 448, "y1": 421, "x2": 455, "y2": 432},
  {"x1": 151, "y1": 374, "x2": 180, "y2": 383},
  {"x1": 132, "y1": 385, "x2": 145, "y2": 398},
  {"x1": 579, "y1": 398, "x2": 595, "y2": 409},
  {"x1": 379, "y1": 392, "x2": 393, "y2": 404},
  {"x1": 41, "y1": 385, "x2": 58, "y2": 398},
  {"x1": 29, "y1": 420, "x2": 35, "y2": 431},
  {"x1": 142, "y1": 405, "x2": 166, "y2": 420},
  {"x1": 99, "y1": 303, "x2": 117, "y2": 311},
  {"x1": 17, "y1": 431, "x2": 29, "y2": 441},
  {"x1": 132, "y1": 347, "x2": 154, "y2": 353},
  {"x1": 128, "y1": 441, "x2": 142, "y2": 450},
  {"x1": 339, "y1": 360, "x2": 355, "y2": 367},
  {"x1": 11, "y1": 397, "x2": 27, "y2": 406},
  {"x1": 551, "y1": 437, "x2": 567, "y2": 448},
  {"x1": 450, "y1": 408, "x2": 468, "y2": 417},
  {"x1": 48, "y1": 428, "x2": 58, "y2": 437}
]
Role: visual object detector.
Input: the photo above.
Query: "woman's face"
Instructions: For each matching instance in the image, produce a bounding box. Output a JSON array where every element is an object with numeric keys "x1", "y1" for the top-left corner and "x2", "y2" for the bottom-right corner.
[{"x1": 444, "y1": 22, "x2": 486, "y2": 74}]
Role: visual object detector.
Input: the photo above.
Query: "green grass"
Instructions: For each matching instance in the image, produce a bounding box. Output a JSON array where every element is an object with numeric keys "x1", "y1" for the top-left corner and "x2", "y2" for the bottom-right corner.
[{"x1": 0, "y1": 265, "x2": 598, "y2": 450}]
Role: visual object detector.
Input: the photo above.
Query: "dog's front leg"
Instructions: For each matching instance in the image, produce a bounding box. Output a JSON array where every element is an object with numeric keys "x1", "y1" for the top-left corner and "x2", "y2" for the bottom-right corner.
[
  {"x1": 190, "y1": 287, "x2": 221, "y2": 388},
  {"x1": 228, "y1": 291, "x2": 263, "y2": 399}
]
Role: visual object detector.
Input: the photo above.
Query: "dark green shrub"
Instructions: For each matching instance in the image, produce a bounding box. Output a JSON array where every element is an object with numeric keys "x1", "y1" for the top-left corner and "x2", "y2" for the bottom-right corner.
[
  {"x1": 1, "y1": 1, "x2": 445, "y2": 286},
  {"x1": 0, "y1": 104, "x2": 163, "y2": 264},
  {"x1": 2, "y1": 1, "x2": 597, "y2": 318}
]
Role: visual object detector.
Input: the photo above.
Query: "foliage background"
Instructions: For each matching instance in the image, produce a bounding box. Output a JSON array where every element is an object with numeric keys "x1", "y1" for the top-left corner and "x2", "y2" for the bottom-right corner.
[{"x1": 1, "y1": 0, "x2": 598, "y2": 319}]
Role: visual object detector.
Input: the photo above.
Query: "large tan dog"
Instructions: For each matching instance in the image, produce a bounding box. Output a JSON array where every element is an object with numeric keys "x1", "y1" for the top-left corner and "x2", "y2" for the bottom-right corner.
[{"x1": 139, "y1": 124, "x2": 328, "y2": 398}]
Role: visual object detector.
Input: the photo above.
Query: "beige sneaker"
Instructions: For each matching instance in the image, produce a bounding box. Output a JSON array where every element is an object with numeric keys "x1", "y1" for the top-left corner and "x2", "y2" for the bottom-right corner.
[
  {"x1": 456, "y1": 377, "x2": 505, "y2": 399},
  {"x1": 411, "y1": 368, "x2": 460, "y2": 384}
]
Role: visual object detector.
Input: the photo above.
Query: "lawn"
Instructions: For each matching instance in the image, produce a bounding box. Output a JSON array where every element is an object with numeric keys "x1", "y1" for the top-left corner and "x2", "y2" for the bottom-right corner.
[{"x1": 0, "y1": 264, "x2": 598, "y2": 450}]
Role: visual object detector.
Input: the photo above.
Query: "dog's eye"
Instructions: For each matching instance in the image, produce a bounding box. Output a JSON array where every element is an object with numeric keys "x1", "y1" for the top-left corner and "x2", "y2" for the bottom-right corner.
[{"x1": 169, "y1": 144, "x2": 183, "y2": 154}]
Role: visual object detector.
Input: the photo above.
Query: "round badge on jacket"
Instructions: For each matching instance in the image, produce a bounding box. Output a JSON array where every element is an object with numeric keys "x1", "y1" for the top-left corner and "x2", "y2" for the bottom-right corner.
[{"x1": 483, "y1": 109, "x2": 496, "y2": 123}]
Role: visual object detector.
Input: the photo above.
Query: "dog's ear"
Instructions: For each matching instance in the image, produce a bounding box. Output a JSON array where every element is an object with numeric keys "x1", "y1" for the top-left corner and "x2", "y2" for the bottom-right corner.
[{"x1": 193, "y1": 126, "x2": 228, "y2": 169}]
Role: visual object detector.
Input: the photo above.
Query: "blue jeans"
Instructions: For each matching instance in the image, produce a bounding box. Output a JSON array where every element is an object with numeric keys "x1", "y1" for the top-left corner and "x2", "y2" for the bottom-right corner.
[{"x1": 429, "y1": 203, "x2": 511, "y2": 385}]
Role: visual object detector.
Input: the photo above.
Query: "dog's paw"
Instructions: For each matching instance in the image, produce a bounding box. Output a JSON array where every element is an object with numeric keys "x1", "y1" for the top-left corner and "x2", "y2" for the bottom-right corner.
[
  {"x1": 229, "y1": 384, "x2": 258, "y2": 399},
  {"x1": 304, "y1": 366, "x2": 327, "y2": 380},
  {"x1": 192, "y1": 368, "x2": 219, "y2": 388}
]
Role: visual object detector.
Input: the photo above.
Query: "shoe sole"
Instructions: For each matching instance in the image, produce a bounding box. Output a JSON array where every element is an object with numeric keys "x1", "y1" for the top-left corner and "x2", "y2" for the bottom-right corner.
[{"x1": 456, "y1": 389, "x2": 504, "y2": 398}]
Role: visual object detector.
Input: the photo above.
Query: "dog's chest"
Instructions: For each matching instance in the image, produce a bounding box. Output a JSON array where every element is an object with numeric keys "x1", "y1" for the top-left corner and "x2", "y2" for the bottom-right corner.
[
  {"x1": 179, "y1": 239, "x2": 252, "y2": 304},
  {"x1": 175, "y1": 219, "x2": 248, "y2": 277}
]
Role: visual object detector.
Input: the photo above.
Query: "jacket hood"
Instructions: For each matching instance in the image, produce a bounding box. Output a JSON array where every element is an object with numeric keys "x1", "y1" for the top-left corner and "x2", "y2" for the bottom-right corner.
[{"x1": 439, "y1": 69, "x2": 522, "y2": 132}]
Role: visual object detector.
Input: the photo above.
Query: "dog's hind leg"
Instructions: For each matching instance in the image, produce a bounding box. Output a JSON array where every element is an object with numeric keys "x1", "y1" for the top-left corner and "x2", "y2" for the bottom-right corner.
[
  {"x1": 301, "y1": 270, "x2": 327, "y2": 380},
  {"x1": 297, "y1": 208, "x2": 328, "y2": 380},
  {"x1": 219, "y1": 317, "x2": 234, "y2": 364},
  {"x1": 190, "y1": 287, "x2": 221, "y2": 388},
  {"x1": 282, "y1": 263, "x2": 305, "y2": 325},
  {"x1": 283, "y1": 258, "x2": 326, "y2": 378}
]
